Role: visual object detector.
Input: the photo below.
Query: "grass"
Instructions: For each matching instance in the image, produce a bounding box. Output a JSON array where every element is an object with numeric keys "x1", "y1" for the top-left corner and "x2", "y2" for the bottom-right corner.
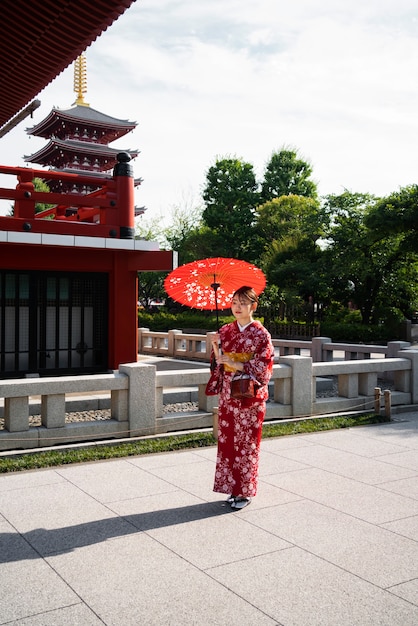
[{"x1": 0, "y1": 413, "x2": 388, "y2": 474}]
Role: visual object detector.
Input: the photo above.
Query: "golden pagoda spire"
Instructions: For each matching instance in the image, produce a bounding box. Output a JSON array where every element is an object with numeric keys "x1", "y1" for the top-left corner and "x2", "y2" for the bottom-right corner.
[{"x1": 73, "y1": 54, "x2": 90, "y2": 106}]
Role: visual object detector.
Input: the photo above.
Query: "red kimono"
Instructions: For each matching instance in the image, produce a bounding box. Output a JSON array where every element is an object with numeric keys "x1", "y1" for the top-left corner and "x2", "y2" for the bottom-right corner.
[{"x1": 208, "y1": 320, "x2": 274, "y2": 498}]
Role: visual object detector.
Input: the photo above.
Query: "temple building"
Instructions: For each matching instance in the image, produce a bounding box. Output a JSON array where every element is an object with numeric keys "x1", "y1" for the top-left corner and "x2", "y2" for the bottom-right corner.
[
  {"x1": 24, "y1": 55, "x2": 140, "y2": 195},
  {"x1": 0, "y1": 54, "x2": 174, "y2": 379}
]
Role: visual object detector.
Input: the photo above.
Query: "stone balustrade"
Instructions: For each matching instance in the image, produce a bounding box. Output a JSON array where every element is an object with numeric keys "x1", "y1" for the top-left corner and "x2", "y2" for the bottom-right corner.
[
  {"x1": 0, "y1": 350, "x2": 417, "y2": 452},
  {"x1": 138, "y1": 328, "x2": 413, "y2": 363}
]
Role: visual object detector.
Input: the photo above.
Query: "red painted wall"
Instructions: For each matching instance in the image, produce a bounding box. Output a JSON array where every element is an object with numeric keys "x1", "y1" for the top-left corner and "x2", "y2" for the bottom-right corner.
[{"x1": 0, "y1": 243, "x2": 173, "y2": 369}]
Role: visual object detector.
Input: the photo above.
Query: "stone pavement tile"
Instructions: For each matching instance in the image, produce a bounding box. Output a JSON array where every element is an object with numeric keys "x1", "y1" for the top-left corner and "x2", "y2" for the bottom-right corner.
[
  {"x1": 108, "y1": 487, "x2": 292, "y2": 569},
  {"x1": 136, "y1": 456, "x2": 223, "y2": 501},
  {"x1": 5, "y1": 604, "x2": 104, "y2": 626},
  {"x1": 128, "y1": 448, "x2": 217, "y2": 470},
  {"x1": 240, "y1": 499, "x2": 418, "y2": 588},
  {"x1": 147, "y1": 508, "x2": 291, "y2": 570},
  {"x1": 0, "y1": 480, "x2": 136, "y2": 556},
  {"x1": 108, "y1": 489, "x2": 222, "y2": 526},
  {"x1": 349, "y1": 420, "x2": 418, "y2": 450},
  {"x1": 292, "y1": 429, "x2": 410, "y2": 457},
  {"x1": 270, "y1": 443, "x2": 416, "y2": 484},
  {"x1": 263, "y1": 467, "x2": 418, "y2": 524},
  {"x1": 250, "y1": 481, "x2": 304, "y2": 509},
  {"x1": 258, "y1": 449, "x2": 310, "y2": 476},
  {"x1": 47, "y1": 532, "x2": 276, "y2": 626},
  {"x1": 260, "y1": 435, "x2": 316, "y2": 452},
  {"x1": 209, "y1": 547, "x2": 418, "y2": 626},
  {"x1": 0, "y1": 519, "x2": 79, "y2": 624},
  {"x1": 0, "y1": 468, "x2": 65, "y2": 493},
  {"x1": 381, "y1": 515, "x2": 418, "y2": 542},
  {"x1": 56, "y1": 458, "x2": 180, "y2": 503},
  {"x1": 186, "y1": 446, "x2": 217, "y2": 462},
  {"x1": 378, "y1": 476, "x2": 418, "y2": 500},
  {"x1": 375, "y1": 449, "x2": 418, "y2": 471},
  {"x1": 389, "y1": 579, "x2": 418, "y2": 606}
]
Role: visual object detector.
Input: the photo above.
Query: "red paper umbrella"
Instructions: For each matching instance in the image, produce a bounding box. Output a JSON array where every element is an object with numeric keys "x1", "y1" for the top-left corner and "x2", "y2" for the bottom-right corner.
[{"x1": 164, "y1": 257, "x2": 266, "y2": 327}]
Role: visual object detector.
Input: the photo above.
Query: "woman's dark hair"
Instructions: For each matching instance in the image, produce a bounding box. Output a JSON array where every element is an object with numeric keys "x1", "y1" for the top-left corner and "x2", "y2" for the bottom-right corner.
[{"x1": 233, "y1": 286, "x2": 258, "y2": 303}]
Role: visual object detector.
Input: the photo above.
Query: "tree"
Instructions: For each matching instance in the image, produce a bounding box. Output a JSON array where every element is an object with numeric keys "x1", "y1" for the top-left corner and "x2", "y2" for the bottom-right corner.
[
  {"x1": 202, "y1": 157, "x2": 260, "y2": 260},
  {"x1": 137, "y1": 271, "x2": 167, "y2": 311},
  {"x1": 255, "y1": 194, "x2": 327, "y2": 319},
  {"x1": 321, "y1": 191, "x2": 417, "y2": 325},
  {"x1": 261, "y1": 148, "x2": 318, "y2": 202},
  {"x1": 256, "y1": 194, "x2": 323, "y2": 245},
  {"x1": 162, "y1": 201, "x2": 205, "y2": 265},
  {"x1": 365, "y1": 184, "x2": 418, "y2": 254},
  {"x1": 136, "y1": 200, "x2": 206, "y2": 307}
]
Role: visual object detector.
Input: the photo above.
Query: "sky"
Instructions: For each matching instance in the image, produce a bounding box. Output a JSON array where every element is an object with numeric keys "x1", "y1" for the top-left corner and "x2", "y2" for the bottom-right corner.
[{"x1": 1, "y1": 0, "x2": 418, "y2": 224}]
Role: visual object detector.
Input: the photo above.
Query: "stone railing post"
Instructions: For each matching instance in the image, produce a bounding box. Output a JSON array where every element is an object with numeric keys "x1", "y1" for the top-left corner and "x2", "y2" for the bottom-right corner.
[
  {"x1": 4, "y1": 397, "x2": 29, "y2": 432},
  {"x1": 138, "y1": 327, "x2": 149, "y2": 353},
  {"x1": 398, "y1": 349, "x2": 418, "y2": 404},
  {"x1": 198, "y1": 384, "x2": 218, "y2": 412},
  {"x1": 311, "y1": 337, "x2": 332, "y2": 362},
  {"x1": 168, "y1": 329, "x2": 182, "y2": 357},
  {"x1": 41, "y1": 394, "x2": 66, "y2": 428},
  {"x1": 387, "y1": 341, "x2": 410, "y2": 357},
  {"x1": 279, "y1": 355, "x2": 312, "y2": 417},
  {"x1": 119, "y1": 362, "x2": 156, "y2": 436},
  {"x1": 385, "y1": 341, "x2": 411, "y2": 381}
]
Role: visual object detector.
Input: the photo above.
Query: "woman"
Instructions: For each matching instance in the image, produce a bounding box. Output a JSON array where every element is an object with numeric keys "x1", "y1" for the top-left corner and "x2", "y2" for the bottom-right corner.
[{"x1": 207, "y1": 286, "x2": 274, "y2": 509}]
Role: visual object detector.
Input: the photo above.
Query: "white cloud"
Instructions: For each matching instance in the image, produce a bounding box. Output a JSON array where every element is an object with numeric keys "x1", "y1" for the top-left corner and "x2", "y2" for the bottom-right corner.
[{"x1": 1, "y1": 0, "x2": 418, "y2": 220}]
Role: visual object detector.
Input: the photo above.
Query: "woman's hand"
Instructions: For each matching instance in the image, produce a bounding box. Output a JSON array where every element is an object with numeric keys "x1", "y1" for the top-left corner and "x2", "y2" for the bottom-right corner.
[{"x1": 211, "y1": 334, "x2": 221, "y2": 359}]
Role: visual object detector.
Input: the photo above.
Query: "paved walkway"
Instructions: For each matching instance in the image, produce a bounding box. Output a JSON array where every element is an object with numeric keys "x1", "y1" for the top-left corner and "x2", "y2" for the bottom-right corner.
[{"x1": 1, "y1": 411, "x2": 418, "y2": 625}]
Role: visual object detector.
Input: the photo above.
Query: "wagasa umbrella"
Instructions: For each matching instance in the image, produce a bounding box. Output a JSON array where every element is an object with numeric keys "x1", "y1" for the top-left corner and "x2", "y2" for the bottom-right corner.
[{"x1": 164, "y1": 257, "x2": 266, "y2": 329}]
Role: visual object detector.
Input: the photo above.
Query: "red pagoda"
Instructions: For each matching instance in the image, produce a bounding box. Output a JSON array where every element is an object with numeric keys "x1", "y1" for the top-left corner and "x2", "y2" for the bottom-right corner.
[{"x1": 24, "y1": 55, "x2": 140, "y2": 194}]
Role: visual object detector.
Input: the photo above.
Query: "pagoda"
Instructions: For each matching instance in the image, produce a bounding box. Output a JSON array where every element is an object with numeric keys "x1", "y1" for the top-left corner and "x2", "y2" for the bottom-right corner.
[{"x1": 24, "y1": 54, "x2": 140, "y2": 194}]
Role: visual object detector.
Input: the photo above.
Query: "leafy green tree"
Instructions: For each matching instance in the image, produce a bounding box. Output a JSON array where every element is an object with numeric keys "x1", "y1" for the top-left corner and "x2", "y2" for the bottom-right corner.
[
  {"x1": 137, "y1": 271, "x2": 167, "y2": 311},
  {"x1": 255, "y1": 194, "x2": 328, "y2": 319},
  {"x1": 202, "y1": 157, "x2": 260, "y2": 260},
  {"x1": 262, "y1": 234, "x2": 328, "y2": 321},
  {"x1": 33, "y1": 178, "x2": 54, "y2": 213},
  {"x1": 322, "y1": 191, "x2": 417, "y2": 325},
  {"x1": 136, "y1": 201, "x2": 206, "y2": 307},
  {"x1": 256, "y1": 195, "x2": 323, "y2": 246},
  {"x1": 365, "y1": 184, "x2": 418, "y2": 253},
  {"x1": 261, "y1": 149, "x2": 318, "y2": 202},
  {"x1": 157, "y1": 202, "x2": 207, "y2": 266}
]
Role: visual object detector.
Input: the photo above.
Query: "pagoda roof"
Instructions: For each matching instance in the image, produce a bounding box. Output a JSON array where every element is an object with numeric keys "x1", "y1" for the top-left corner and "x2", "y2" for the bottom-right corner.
[
  {"x1": 0, "y1": 1, "x2": 135, "y2": 131},
  {"x1": 25, "y1": 138, "x2": 139, "y2": 166},
  {"x1": 46, "y1": 167, "x2": 143, "y2": 185},
  {"x1": 27, "y1": 105, "x2": 137, "y2": 141}
]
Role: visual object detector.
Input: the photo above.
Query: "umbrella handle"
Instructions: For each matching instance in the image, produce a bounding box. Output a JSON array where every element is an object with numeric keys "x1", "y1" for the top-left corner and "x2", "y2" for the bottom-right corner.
[{"x1": 211, "y1": 280, "x2": 221, "y2": 331}]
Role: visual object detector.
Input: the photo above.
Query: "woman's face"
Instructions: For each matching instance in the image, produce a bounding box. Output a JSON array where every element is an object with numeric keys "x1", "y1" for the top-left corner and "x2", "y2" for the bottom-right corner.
[{"x1": 231, "y1": 295, "x2": 255, "y2": 324}]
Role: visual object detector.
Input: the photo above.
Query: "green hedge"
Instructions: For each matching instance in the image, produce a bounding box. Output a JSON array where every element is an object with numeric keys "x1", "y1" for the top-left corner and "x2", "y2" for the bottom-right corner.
[
  {"x1": 320, "y1": 321, "x2": 394, "y2": 343},
  {"x1": 138, "y1": 311, "x2": 398, "y2": 343},
  {"x1": 138, "y1": 311, "x2": 234, "y2": 332}
]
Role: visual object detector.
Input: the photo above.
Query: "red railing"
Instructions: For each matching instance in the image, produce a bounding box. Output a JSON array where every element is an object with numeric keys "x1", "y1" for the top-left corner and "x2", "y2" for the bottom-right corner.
[{"x1": 0, "y1": 153, "x2": 135, "y2": 239}]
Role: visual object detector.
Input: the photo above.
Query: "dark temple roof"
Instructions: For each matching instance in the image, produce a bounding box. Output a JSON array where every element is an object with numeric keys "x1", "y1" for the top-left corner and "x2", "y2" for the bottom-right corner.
[
  {"x1": 27, "y1": 105, "x2": 137, "y2": 140},
  {"x1": 0, "y1": 0, "x2": 135, "y2": 131}
]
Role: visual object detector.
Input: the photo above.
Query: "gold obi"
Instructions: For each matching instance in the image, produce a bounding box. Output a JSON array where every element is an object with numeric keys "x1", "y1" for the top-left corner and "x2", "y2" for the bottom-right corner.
[{"x1": 223, "y1": 352, "x2": 253, "y2": 372}]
